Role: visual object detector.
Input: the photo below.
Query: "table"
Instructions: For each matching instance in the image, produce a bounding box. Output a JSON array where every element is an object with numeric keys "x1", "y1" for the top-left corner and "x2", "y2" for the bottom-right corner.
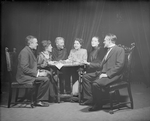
[{"x1": 48, "y1": 61, "x2": 85, "y2": 103}]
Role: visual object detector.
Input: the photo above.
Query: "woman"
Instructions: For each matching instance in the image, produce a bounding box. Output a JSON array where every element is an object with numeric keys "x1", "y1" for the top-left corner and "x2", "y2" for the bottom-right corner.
[
  {"x1": 66, "y1": 38, "x2": 88, "y2": 96},
  {"x1": 38, "y1": 40, "x2": 52, "y2": 69},
  {"x1": 37, "y1": 40, "x2": 57, "y2": 103},
  {"x1": 81, "y1": 36, "x2": 106, "y2": 105},
  {"x1": 67, "y1": 38, "x2": 87, "y2": 63}
]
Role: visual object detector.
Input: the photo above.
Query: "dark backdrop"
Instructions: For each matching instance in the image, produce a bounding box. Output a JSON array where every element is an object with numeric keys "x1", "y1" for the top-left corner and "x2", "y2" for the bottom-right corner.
[{"x1": 1, "y1": 0, "x2": 150, "y2": 85}]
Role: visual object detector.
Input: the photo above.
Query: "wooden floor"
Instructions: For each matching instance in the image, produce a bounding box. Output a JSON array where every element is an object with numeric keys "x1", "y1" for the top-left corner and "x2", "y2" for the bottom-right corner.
[{"x1": 1, "y1": 82, "x2": 150, "y2": 121}]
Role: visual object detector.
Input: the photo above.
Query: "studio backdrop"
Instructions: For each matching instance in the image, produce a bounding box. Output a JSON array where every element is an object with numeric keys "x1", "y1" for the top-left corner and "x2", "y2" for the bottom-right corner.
[{"x1": 1, "y1": 1, "x2": 150, "y2": 85}]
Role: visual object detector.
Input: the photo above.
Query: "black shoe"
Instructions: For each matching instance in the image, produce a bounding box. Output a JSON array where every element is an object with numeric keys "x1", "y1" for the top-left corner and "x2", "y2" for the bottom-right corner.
[
  {"x1": 17, "y1": 96, "x2": 31, "y2": 102},
  {"x1": 71, "y1": 96, "x2": 79, "y2": 102},
  {"x1": 88, "y1": 104, "x2": 102, "y2": 111},
  {"x1": 49, "y1": 97, "x2": 57, "y2": 103},
  {"x1": 81, "y1": 99, "x2": 93, "y2": 105}
]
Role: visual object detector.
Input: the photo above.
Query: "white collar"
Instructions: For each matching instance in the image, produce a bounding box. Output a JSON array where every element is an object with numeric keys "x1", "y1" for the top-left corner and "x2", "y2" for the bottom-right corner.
[{"x1": 108, "y1": 44, "x2": 115, "y2": 49}]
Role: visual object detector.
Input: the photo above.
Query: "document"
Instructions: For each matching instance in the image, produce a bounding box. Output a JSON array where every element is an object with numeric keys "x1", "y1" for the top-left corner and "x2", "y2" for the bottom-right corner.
[{"x1": 55, "y1": 63, "x2": 64, "y2": 69}]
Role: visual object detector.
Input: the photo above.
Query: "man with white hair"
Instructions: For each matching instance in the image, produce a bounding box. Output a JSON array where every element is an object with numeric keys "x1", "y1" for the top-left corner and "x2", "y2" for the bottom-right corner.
[{"x1": 52, "y1": 37, "x2": 68, "y2": 61}]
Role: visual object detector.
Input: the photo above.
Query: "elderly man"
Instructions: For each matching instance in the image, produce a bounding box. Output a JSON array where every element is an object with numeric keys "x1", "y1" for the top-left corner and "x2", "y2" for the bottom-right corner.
[
  {"x1": 16, "y1": 35, "x2": 50, "y2": 107},
  {"x1": 52, "y1": 37, "x2": 68, "y2": 61}
]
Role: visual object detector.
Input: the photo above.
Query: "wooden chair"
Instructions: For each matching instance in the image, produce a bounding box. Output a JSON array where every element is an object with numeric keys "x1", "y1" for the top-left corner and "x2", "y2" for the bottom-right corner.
[
  {"x1": 78, "y1": 67, "x2": 85, "y2": 104},
  {"x1": 5, "y1": 47, "x2": 38, "y2": 108},
  {"x1": 78, "y1": 43, "x2": 135, "y2": 113},
  {"x1": 104, "y1": 43, "x2": 135, "y2": 114}
]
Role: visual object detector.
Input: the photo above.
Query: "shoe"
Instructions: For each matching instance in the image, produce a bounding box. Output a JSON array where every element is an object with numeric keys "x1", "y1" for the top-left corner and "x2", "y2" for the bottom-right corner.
[
  {"x1": 80, "y1": 99, "x2": 93, "y2": 105},
  {"x1": 71, "y1": 96, "x2": 79, "y2": 102},
  {"x1": 49, "y1": 97, "x2": 57, "y2": 103},
  {"x1": 17, "y1": 96, "x2": 30, "y2": 102},
  {"x1": 88, "y1": 104, "x2": 102, "y2": 111},
  {"x1": 34, "y1": 101, "x2": 49, "y2": 107}
]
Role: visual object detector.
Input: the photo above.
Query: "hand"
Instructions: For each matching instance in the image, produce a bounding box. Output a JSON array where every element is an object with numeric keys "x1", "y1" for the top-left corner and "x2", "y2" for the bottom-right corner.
[
  {"x1": 39, "y1": 71, "x2": 47, "y2": 77},
  {"x1": 48, "y1": 61, "x2": 54, "y2": 65},
  {"x1": 41, "y1": 61, "x2": 47, "y2": 67},
  {"x1": 64, "y1": 59, "x2": 72, "y2": 63},
  {"x1": 99, "y1": 73, "x2": 108, "y2": 79},
  {"x1": 83, "y1": 60, "x2": 90, "y2": 65},
  {"x1": 59, "y1": 60, "x2": 65, "y2": 64}
]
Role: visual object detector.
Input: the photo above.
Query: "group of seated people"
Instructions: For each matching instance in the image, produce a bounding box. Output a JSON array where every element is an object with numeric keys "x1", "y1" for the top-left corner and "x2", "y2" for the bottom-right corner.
[{"x1": 16, "y1": 33, "x2": 126, "y2": 111}]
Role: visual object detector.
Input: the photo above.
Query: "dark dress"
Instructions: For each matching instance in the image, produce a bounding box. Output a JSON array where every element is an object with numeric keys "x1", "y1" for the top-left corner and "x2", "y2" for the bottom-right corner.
[
  {"x1": 82, "y1": 46, "x2": 106, "y2": 101},
  {"x1": 37, "y1": 51, "x2": 57, "y2": 101}
]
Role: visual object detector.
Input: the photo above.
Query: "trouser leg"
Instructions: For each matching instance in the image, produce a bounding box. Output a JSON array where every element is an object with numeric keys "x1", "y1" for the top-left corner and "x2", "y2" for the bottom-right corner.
[
  {"x1": 49, "y1": 75, "x2": 57, "y2": 99},
  {"x1": 92, "y1": 82, "x2": 104, "y2": 106},
  {"x1": 35, "y1": 76, "x2": 50, "y2": 101},
  {"x1": 82, "y1": 72, "x2": 97, "y2": 100}
]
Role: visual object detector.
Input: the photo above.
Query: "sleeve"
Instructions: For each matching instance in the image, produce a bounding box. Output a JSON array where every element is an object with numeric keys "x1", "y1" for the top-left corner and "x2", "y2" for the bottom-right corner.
[
  {"x1": 19, "y1": 51, "x2": 37, "y2": 77},
  {"x1": 87, "y1": 48, "x2": 105, "y2": 70},
  {"x1": 52, "y1": 48, "x2": 58, "y2": 61},
  {"x1": 61, "y1": 48, "x2": 68, "y2": 60},
  {"x1": 68, "y1": 49, "x2": 73, "y2": 61},
  {"x1": 88, "y1": 62, "x2": 102, "y2": 69},
  {"x1": 37, "y1": 53, "x2": 48, "y2": 69},
  {"x1": 37, "y1": 53, "x2": 43, "y2": 68},
  {"x1": 82, "y1": 49, "x2": 88, "y2": 61},
  {"x1": 107, "y1": 48, "x2": 125, "y2": 78}
]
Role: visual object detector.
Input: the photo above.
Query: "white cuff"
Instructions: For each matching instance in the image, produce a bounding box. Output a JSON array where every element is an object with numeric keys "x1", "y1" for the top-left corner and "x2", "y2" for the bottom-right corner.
[{"x1": 37, "y1": 69, "x2": 39, "y2": 77}]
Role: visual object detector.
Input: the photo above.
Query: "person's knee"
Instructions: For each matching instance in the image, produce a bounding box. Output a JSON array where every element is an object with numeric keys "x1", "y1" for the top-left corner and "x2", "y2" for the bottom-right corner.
[{"x1": 43, "y1": 77, "x2": 50, "y2": 84}]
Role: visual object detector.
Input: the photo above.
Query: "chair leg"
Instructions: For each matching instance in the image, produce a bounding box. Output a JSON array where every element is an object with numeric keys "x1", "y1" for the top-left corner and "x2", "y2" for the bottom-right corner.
[
  {"x1": 127, "y1": 85, "x2": 133, "y2": 109},
  {"x1": 25, "y1": 88, "x2": 28, "y2": 99},
  {"x1": 78, "y1": 70, "x2": 83, "y2": 104},
  {"x1": 78, "y1": 73, "x2": 81, "y2": 104},
  {"x1": 57, "y1": 72, "x2": 60, "y2": 103},
  {"x1": 15, "y1": 88, "x2": 19, "y2": 102},
  {"x1": 115, "y1": 90, "x2": 120, "y2": 108},
  {"x1": 8, "y1": 88, "x2": 12, "y2": 108},
  {"x1": 70, "y1": 76, "x2": 73, "y2": 102},
  {"x1": 30, "y1": 89, "x2": 34, "y2": 108},
  {"x1": 78, "y1": 84, "x2": 81, "y2": 104},
  {"x1": 79, "y1": 82, "x2": 84, "y2": 104},
  {"x1": 109, "y1": 92, "x2": 114, "y2": 114},
  {"x1": 115, "y1": 90, "x2": 120, "y2": 97}
]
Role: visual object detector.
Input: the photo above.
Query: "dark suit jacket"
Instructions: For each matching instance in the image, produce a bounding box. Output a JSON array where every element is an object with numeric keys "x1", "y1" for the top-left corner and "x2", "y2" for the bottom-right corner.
[
  {"x1": 16, "y1": 46, "x2": 38, "y2": 84},
  {"x1": 101, "y1": 45, "x2": 125, "y2": 82}
]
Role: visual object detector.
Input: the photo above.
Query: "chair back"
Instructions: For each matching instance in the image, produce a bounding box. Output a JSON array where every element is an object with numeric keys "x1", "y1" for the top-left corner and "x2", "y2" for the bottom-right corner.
[
  {"x1": 120, "y1": 43, "x2": 135, "y2": 82},
  {"x1": 5, "y1": 47, "x2": 17, "y2": 82}
]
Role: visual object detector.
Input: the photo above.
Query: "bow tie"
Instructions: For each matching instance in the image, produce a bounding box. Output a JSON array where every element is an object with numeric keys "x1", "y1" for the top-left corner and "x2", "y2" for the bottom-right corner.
[{"x1": 107, "y1": 46, "x2": 114, "y2": 51}]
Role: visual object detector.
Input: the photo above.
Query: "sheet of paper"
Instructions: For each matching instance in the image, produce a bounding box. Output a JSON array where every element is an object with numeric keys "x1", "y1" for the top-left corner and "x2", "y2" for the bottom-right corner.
[{"x1": 55, "y1": 63, "x2": 64, "y2": 69}]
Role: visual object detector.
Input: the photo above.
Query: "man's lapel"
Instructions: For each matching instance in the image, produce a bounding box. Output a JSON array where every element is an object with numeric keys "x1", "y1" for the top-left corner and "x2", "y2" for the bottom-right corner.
[
  {"x1": 26, "y1": 46, "x2": 37, "y2": 61},
  {"x1": 105, "y1": 45, "x2": 116, "y2": 62}
]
